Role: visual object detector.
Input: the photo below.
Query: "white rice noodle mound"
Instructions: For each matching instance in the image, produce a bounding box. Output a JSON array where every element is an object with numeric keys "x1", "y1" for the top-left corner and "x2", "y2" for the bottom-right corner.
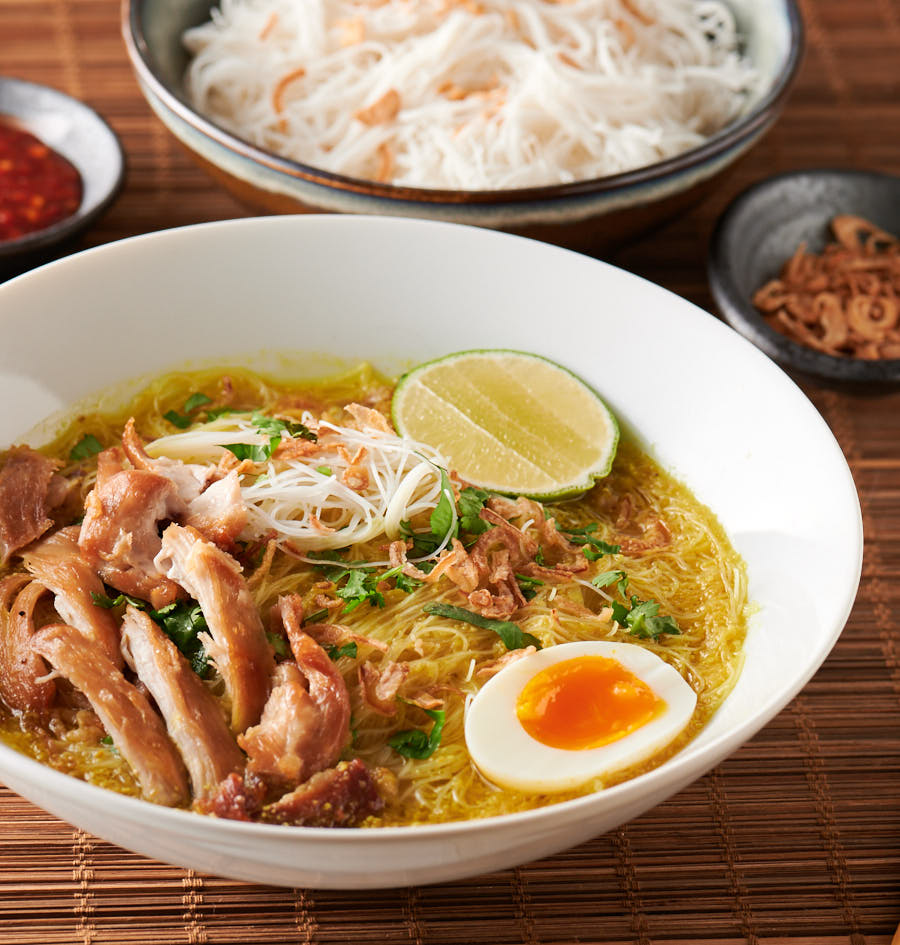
[
  {"x1": 183, "y1": 0, "x2": 759, "y2": 190},
  {"x1": 147, "y1": 414, "x2": 453, "y2": 557}
]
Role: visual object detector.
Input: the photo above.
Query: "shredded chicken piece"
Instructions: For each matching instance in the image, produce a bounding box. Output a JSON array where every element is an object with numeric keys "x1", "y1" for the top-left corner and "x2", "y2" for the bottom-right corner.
[
  {"x1": 358, "y1": 660, "x2": 409, "y2": 715},
  {"x1": 155, "y1": 524, "x2": 274, "y2": 733},
  {"x1": 32, "y1": 623, "x2": 190, "y2": 806},
  {"x1": 23, "y1": 526, "x2": 122, "y2": 666},
  {"x1": 184, "y1": 470, "x2": 247, "y2": 549},
  {"x1": 475, "y1": 645, "x2": 537, "y2": 679},
  {"x1": 122, "y1": 418, "x2": 215, "y2": 503},
  {"x1": 261, "y1": 759, "x2": 384, "y2": 826},
  {"x1": 79, "y1": 460, "x2": 185, "y2": 609},
  {"x1": 238, "y1": 595, "x2": 350, "y2": 788},
  {"x1": 0, "y1": 577, "x2": 55, "y2": 715},
  {"x1": 304, "y1": 622, "x2": 388, "y2": 653},
  {"x1": 121, "y1": 607, "x2": 244, "y2": 800},
  {"x1": 0, "y1": 447, "x2": 65, "y2": 564}
]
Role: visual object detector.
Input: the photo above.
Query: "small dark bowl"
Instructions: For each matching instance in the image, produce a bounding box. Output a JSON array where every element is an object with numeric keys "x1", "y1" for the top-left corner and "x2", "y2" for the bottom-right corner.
[
  {"x1": 709, "y1": 169, "x2": 900, "y2": 384},
  {"x1": 123, "y1": 0, "x2": 803, "y2": 251},
  {"x1": 0, "y1": 77, "x2": 124, "y2": 263}
]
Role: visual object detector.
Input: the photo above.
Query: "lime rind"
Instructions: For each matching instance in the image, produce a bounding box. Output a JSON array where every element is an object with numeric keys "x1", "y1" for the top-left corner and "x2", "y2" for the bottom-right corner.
[{"x1": 392, "y1": 350, "x2": 620, "y2": 500}]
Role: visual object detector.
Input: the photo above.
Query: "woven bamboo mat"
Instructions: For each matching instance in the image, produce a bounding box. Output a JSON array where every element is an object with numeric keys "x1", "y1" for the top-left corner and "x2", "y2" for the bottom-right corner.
[{"x1": 2, "y1": 0, "x2": 900, "y2": 942}]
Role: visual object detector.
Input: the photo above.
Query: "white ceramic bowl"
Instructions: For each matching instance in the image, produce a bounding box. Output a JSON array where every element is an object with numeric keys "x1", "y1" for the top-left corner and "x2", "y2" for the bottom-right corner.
[{"x1": 0, "y1": 216, "x2": 861, "y2": 888}]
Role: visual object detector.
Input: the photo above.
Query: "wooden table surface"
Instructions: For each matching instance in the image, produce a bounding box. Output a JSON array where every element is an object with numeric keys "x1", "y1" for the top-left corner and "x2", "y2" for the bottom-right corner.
[{"x1": 2, "y1": 0, "x2": 900, "y2": 943}]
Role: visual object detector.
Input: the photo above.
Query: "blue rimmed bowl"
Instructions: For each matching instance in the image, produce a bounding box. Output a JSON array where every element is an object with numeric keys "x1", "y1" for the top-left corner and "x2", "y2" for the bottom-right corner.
[{"x1": 122, "y1": 0, "x2": 803, "y2": 250}]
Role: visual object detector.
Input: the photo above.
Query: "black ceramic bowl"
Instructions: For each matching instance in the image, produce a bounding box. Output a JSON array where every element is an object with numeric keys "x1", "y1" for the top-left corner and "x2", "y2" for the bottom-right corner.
[
  {"x1": 0, "y1": 77, "x2": 124, "y2": 262},
  {"x1": 123, "y1": 0, "x2": 803, "y2": 251},
  {"x1": 709, "y1": 169, "x2": 900, "y2": 384}
]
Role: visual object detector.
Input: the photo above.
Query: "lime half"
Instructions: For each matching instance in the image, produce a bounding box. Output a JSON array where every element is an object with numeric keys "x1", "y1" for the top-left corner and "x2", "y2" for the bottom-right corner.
[{"x1": 391, "y1": 350, "x2": 619, "y2": 499}]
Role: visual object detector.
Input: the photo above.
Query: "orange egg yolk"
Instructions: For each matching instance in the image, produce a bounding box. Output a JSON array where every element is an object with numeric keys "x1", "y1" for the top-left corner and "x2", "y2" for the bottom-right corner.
[{"x1": 515, "y1": 655, "x2": 665, "y2": 751}]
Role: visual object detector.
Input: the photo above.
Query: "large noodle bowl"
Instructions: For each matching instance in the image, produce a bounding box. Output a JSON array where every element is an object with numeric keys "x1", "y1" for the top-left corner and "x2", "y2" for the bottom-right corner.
[{"x1": 0, "y1": 365, "x2": 747, "y2": 826}]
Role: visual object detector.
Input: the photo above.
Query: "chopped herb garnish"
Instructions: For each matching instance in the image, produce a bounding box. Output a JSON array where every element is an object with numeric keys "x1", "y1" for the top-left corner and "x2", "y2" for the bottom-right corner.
[
  {"x1": 610, "y1": 595, "x2": 681, "y2": 639},
  {"x1": 561, "y1": 522, "x2": 621, "y2": 560},
  {"x1": 591, "y1": 570, "x2": 629, "y2": 596},
  {"x1": 266, "y1": 632, "x2": 291, "y2": 659},
  {"x1": 395, "y1": 572, "x2": 423, "y2": 594},
  {"x1": 69, "y1": 434, "x2": 103, "y2": 461},
  {"x1": 223, "y1": 412, "x2": 318, "y2": 463},
  {"x1": 304, "y1": 608, "x2": 330, "y2": 624},
  {"x1": 388, "y1": 707, "x2": 445, "y2": 759},
  {"x1": 92, "y1": 591, "x2": 211, "y2": 676},
  {"x1": 100, "y1": 735, "x2": 114, "y2": 746},
  {"x1": 183, "y1": 392, "x2": 212, "y2": 413},
  {"x1": 515, "y1": 573, "x2": 544, "y2": 602},
  {"x1": 335, "y1": 569, "x2": 385, "y2": 613},
  {"x1": 457, "y1": 487, "x2": 492, "y2": 535},
  {"x1": 164, "y1": 392, "x2": 213, "y2": 428},
  {"x1": 325, "y1": 641, "x2": 358, "y2": 661},
  {"x1": 423, "y1": 602, "x2": 541, "y2": 651},
  {"x1": 316, "y1": 465, "x2": 333, "y2": 476}
]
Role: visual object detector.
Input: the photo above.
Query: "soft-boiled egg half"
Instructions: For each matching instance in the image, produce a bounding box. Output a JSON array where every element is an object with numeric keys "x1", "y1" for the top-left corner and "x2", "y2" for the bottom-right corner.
[{"x1": 464, "y1": 640, "x2": 697, "y2": 793}]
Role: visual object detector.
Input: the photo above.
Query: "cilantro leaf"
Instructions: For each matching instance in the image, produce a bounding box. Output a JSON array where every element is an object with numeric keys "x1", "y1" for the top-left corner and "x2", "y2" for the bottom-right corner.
[
  {"x1": 223, "y1": 412, "x2": 317, "y2": 463},
  {"x1": 316, "y1": 465, "x2": 333, "y2": 476},
  {"x1": 325, "y1": 641, "x2": 358, "y2": 661},
  {"x1": 423, "y1": 602, "x2": 541, "y2": 651},
  {"x1": 164, "y1": 392, "x2": 213, "y2": 428},
  {"x1": 388, "y1": 707, "x2": 445, "y2": 759},
  {"x1": 335, "y1": 569, "x2": 385, "y2": 613},
  {"x1": 224, "y1": 441, "x2": 275, "y2": 463},
  {"x1": 608, "y1": 594, "x2": 681, "y2": 639},
  {"x1": 183, "y1": 392, "x2": 212, "y2": 413},
  {"x1": 429, "y1": 467, "x2": 456, "y2": 540},
  {"x1": 395, "y1": 572, "x2": 423, "y2": 594},
  {"x1": 266, "y1": 632, "x2": 291, "y2": 659},
  {"x1": 591, "y1": 570, "x2": 629, "y2": 596},
  {"x1": 91, "y1": 591, "x2": 146, "y2": 610},
  {"x1": 457, "y1": 487, "x2": 491, "y2": 535},
  {"x1": 561, "y1": 523, "x2": 621, "y2": 559},
  {"x1": 515, "y1": 573, "x2": 544, "y2": 602},
  {"x1": 69, "y1": 434, "x2": 103, "y2": 461}
]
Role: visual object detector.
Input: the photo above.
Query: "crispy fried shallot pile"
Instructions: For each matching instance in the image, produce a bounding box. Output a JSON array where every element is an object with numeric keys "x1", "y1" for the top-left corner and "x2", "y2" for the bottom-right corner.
[{"x1": 753, "y1": 215, "x2": 900, "y2": 360}]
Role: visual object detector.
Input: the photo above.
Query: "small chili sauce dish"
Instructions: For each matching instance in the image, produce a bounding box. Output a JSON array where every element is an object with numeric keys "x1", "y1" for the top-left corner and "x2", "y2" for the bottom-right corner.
[{"x1": 0, "y1": 77, "x2": 124, "y2": 267}]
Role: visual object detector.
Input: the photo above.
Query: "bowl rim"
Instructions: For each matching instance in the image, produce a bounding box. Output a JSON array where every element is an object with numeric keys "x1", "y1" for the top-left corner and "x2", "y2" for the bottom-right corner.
[
  {"x1": 122, "y1": 0, "x2": 804, "y2": 204},
  {"x1": 0, "y1": 76, "x2": 125, "y2": 260},
  {"x1": 708, "y1": 166, "x2": 900, "y2": 383},
  {"x1": 0, "y1": 213, "x2": 863, "y2": 849}
]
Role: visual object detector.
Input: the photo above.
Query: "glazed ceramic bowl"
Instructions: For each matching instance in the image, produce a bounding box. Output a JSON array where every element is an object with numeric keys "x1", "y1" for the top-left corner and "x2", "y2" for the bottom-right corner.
[
  {"x1": 709, "y1": 168, "x2": 900, "y2": 384},
  {"x1": 122, "y1": 0, "x2": 803, "y2": 250},
  {"x1": 0, "y1": 216, "x2": 861, "y2": 888},
  {"x1": 0, "y1": 77, "x2": 124, "y2": 262}
]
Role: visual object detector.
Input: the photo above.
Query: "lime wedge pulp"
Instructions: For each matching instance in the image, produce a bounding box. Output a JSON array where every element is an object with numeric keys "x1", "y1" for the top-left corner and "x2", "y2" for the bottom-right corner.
[{"x1": 391, "y1": 350, "x2": 619, "y2": 499}]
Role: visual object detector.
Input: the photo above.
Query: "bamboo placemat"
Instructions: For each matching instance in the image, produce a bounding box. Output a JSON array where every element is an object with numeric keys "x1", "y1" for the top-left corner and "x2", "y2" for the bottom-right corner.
[{"x1": 2, "y1": 0, "x2": 900, "y2": 942}]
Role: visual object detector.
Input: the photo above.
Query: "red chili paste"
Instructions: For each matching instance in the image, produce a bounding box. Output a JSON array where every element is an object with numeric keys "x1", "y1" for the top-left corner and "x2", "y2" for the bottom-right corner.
[{"x1": 0, "y1": 120, "x2": 82, "y2": 242}]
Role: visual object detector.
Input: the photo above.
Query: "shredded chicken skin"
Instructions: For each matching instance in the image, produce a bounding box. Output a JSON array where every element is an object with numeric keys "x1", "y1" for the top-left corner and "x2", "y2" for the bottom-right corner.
[
  {"x1": 154, "y1": 524, "x2": 274, "y2": 734},
  {"x1": 0, "y1": 447, "x2": 63, "y2": 564},
  {"x1": 32, "y1": 623, "x2": 190, "y2": 807},
  {"x1": 0, "y1": 576, "x2": 54, "y2": 715},
  {"x1": 121, "y1": 606, "x2": 244, "y2": 800},
  {"x1": 23, "y1": 526, "x2": 122, "y2": 667},
  {"x1": 79, "y1": 459, "x2": 185, "y2": 609},
  {"x1": 261, "y1": 759, "x2": 384, "y2": 827},
  {"x1": 238, "y1": 595, "x2": 350, "y2": 788}
]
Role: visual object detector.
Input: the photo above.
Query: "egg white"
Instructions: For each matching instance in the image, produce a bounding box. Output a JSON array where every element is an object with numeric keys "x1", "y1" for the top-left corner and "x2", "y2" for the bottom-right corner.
[{"x1": 464, "y1": 640, "x2": 697, "y2": 794}]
